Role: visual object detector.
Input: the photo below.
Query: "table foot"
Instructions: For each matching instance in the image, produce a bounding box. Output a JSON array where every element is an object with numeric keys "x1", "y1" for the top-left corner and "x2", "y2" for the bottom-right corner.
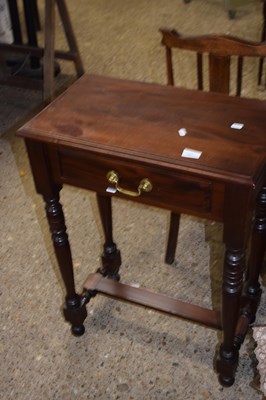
[
  {"x1": 217, "y1": 345, "x2": 239, "y2": 387},
  {"x1": 219, "y1": 374, "x2": 235, "y2": 387},
  {"x1": 71, "y1": 324, "x2": 85, "y2": 336},
  {"x1": 98, "y1": 244, "x2": 121, "y2": 280},
  {"x1": 63, "y1": 294, "x2": 87, "y2": 336}
]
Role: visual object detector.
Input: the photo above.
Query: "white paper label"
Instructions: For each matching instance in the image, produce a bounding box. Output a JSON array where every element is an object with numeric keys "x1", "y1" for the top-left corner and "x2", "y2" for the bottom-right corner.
[
  {"x1": 181, "y1": 148, "x2": 202, "y2": 159},
  {"x1": 106, "y1": 187, "x2": 117, "y2": 194},
  {"x1": 230, "y1": 123, "x2": 244, "y2": 130},
  {"x1": 178, "y1": 128, "x2": 187, "y2": 136}
]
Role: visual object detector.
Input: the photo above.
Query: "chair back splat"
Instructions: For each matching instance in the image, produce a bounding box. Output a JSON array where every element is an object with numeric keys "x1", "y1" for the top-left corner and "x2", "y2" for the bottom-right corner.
[{"x1": 160, "y1": 29, "x2": 266, "y2": 96}]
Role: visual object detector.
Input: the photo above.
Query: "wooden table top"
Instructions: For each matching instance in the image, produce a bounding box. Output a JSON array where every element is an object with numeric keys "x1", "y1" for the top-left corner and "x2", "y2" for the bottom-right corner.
[{"x1": 18, "y1": 74, "x2": 266, "y2": 187}]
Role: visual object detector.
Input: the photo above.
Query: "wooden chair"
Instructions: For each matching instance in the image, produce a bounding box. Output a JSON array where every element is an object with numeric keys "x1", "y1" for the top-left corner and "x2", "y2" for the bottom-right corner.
[{"x1": 160, "y1": 28, "x2": 266, "y2": 264}]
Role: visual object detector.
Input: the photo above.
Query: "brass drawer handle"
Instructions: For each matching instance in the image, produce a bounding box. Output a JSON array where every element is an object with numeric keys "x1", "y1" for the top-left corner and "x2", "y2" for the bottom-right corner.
[{"x1": 106, "y1": 170, "x2": 153, "y2": 197}]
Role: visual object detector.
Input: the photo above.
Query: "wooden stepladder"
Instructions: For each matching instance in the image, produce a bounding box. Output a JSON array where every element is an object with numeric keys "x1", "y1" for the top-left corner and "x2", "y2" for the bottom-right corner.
[
  {"x1": 1, "y1": 0, "x2": 84, "y2": 102},
  {"x1": 43, "y1": 0, "x2": 84, "y2": 102}
]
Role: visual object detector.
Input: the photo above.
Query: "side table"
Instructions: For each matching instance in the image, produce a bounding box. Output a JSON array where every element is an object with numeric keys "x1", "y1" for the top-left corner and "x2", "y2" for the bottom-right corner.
[{"x1": 17, "y1": 74, "x2": 266, "y2": 386}]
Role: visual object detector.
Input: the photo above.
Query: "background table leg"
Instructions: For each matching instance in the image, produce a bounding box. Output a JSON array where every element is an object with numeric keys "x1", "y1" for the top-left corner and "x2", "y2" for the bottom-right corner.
[
  {"x1": 96, "y1": 194, "x2": 121, "y2": 280},
  {"x1": 245, "y1": 185, "x2": 266, "y2": 321}
]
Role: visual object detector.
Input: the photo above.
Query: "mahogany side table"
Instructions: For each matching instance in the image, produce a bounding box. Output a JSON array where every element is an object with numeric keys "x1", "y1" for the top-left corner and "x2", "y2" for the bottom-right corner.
[{"x1": 17, "y1": 74, "x2": 266, "y2": 387}]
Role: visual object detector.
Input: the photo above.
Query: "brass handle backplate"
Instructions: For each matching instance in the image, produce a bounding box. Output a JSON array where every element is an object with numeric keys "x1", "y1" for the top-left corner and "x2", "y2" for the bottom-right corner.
[{"x1": 106, "y1": 170, "x2": 153, "y2": 197}]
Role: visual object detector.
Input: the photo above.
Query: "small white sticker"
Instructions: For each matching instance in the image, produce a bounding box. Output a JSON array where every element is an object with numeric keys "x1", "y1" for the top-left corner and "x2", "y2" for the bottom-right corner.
[
  {"x1": 230, "y1": 122, "x2": 244, "y2": 130},
  {"x1": 181, "y1": 148, "x2": 202, "y2": 159},
  {"x1": 130, "y1": 282, "x2": 141, "y2": 288},
  {"x1": 106, "y1": 187, "x2": 117, "y2": 194},
  {"x1": 178, "y1": 128, "x2": 187, "y2": 136}
]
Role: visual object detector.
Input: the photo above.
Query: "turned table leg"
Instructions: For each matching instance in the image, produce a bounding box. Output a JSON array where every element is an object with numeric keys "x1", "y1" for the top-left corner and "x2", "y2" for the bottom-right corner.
[
  {"x1": 96, "y1": 194, "x2": 121, "y2": 280},
  {"x1": 219, "y1": 184, "x2": 266, "y2": 385},
  {"x1": 25, "y1": 139, "x2": 87, "y2": 335},
  {"x1": 245, "y1": 186, "x2": 266, "y2": 321},
  {"x1": 218, "y1": 247, "x2": 245, "y2": 386},
  {"x1": 44, "y1": 189, "x2": 87, "y2": 336},
  {"x1": 218, "y1": 185, "x2": 252, "y2": 386}
]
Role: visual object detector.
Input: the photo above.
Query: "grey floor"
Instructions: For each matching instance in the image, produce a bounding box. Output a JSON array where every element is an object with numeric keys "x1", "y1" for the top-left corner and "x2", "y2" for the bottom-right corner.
[{"x1": 1, "y1": 1, "x2": 266, "y2": 399}]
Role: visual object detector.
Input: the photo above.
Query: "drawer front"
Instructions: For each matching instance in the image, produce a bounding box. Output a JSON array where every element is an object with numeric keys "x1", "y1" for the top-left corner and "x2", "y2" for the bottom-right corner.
[{"x1": 50, "y1": 147, "x2": 224, "y2": 220}]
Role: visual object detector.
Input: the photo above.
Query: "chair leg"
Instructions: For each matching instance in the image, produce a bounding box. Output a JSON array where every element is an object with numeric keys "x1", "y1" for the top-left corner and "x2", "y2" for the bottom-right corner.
[{"x1": 165, "y1": 212, "x2": 181, "y2": 265}]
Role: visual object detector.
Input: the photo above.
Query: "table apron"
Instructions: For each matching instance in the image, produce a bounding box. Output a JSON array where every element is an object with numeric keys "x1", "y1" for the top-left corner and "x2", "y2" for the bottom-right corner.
[{"x1": 47, "y1": 145, "x2": 225, "y2": 221}]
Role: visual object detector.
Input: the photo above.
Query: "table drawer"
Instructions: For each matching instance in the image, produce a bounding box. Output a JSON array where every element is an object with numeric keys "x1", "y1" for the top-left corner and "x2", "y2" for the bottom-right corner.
[{"x1": 52, "y1": 146, "x2": 224, "y2": 220}]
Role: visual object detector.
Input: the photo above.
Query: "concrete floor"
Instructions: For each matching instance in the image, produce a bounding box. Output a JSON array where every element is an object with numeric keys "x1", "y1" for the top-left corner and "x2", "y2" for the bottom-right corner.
[{"x1": 1, "y1": 1, "x2": 266, "y2": 399}]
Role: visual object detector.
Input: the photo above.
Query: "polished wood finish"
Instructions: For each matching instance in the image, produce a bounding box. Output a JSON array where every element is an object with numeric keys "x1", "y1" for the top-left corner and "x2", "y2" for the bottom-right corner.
[
  {"x1": 160, "y1": 28, "x2": 266, "y2": 263},
  {"x1": 18, "y1": 74, "x2": 266, "y2": 386}
]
